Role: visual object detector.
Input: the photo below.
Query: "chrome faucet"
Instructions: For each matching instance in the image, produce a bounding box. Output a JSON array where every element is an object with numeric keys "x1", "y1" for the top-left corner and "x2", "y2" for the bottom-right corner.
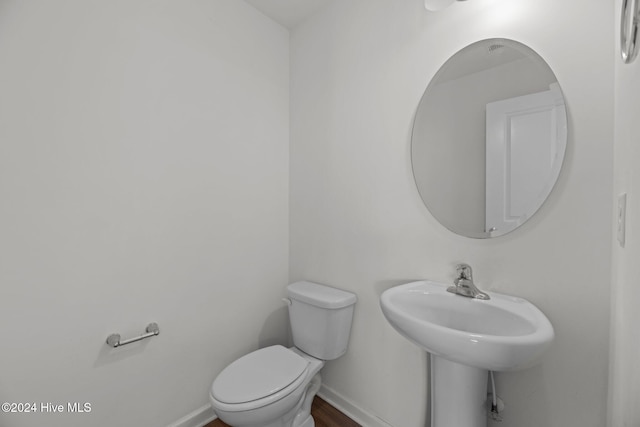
[{"x1": 447, "y1": 263, "x2": 490, "y2": 300}]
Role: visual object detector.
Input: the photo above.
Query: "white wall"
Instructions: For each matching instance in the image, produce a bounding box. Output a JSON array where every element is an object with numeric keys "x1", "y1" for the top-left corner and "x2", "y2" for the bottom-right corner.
[
  {"x1": 290, "y1": 1, "x2": 613, "y2": 426},
  {"x1": 0, "y1": 1, "x2": 289, "y2": 426},
  {"x1": 608, "y1": 0, "x2": 640, "y2": 425}
]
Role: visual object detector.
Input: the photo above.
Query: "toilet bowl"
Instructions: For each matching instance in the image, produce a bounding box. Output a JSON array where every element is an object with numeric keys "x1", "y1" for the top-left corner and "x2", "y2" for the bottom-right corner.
[
  {"x1": 210, "y1": 281, "x2": 357, "y2": 427},
  {"x1": 210, "y1": 346, "x2": 323, "y2": 427}
]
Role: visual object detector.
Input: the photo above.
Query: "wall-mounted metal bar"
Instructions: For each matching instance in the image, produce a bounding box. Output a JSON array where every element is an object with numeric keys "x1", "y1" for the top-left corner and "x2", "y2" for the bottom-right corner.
[{"x1": 106, "y1": 323, "x2": 160, "y2": 348}]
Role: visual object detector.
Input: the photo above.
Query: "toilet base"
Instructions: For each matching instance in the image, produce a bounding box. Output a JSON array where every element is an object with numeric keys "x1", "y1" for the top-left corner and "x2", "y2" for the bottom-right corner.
[
  {"x1": 292, "y1": 373, "x2": 321, "y2": 427},
  {"x1": 296, "y1": 416, "x2": 314, "y2": 427}
]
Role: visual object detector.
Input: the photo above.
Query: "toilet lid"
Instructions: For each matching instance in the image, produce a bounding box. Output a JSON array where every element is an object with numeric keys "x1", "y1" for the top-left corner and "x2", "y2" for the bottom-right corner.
[{"x1": 212, "y1": 345, "x2": 309, "y2": 404}]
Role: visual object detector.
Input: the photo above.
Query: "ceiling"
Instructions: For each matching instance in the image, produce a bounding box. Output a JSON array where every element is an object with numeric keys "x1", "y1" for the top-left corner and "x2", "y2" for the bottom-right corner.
[{"x1": 243, "y1": 0, "x2": 334, "y2": 29}]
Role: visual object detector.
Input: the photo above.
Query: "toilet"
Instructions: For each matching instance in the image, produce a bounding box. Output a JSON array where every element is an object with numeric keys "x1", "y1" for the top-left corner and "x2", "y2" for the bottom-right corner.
[{"x1": 210, "y1": 281, "x2": 357, "y2": 427}]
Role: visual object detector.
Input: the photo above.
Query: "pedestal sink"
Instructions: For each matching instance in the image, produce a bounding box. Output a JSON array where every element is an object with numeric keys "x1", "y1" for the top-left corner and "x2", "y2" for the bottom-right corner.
[{"x1": 380, "y1": 280, "x2": 554, "y2": 427}]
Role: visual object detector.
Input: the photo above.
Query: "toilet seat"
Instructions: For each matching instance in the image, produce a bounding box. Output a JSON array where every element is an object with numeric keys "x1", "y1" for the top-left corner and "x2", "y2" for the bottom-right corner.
[{"x1": 211, "y1": 345, "x2": 310, "y2": 412}]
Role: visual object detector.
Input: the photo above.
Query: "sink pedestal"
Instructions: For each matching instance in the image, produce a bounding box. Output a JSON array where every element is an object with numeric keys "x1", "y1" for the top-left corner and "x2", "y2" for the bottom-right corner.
[{"x1": 431, "y1": 356, "x2": 488, "y2": 427}]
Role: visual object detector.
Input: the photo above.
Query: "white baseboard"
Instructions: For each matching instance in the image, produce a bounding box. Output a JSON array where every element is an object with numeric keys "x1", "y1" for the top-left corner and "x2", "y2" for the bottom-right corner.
[
  {"x1": 318, "y1": 385, "x2": 395, "y2": 427},
  {"x1": 167, "y1": 403, "x2": 217, "y2": 427},
  {"x1": 168, "y1": 387, "x2": 393, "y2": 427}
]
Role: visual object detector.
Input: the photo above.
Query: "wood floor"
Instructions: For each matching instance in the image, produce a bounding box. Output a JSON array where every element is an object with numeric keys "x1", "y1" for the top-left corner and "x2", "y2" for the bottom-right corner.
[{"x1": 204, "y1": 396, "x2": 361, "y2": 427}]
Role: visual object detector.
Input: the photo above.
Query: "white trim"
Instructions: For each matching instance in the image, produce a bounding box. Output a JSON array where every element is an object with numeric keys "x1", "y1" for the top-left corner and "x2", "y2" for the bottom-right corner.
[
  {"x1": 318, "y1": 385, "x2": 395, "y2": 427},
  {"x1": 166, "y1": 387, "x2": 394, "y2": 427},
  {"x1": 167, "y1": 403, "x2": 217, "y2": 427}
]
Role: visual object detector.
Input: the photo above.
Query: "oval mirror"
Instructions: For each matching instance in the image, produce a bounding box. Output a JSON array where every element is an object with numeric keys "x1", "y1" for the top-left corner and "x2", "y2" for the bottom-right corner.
[{"x1": 411, "y1": 38, "x2": 567, "y2": 238}]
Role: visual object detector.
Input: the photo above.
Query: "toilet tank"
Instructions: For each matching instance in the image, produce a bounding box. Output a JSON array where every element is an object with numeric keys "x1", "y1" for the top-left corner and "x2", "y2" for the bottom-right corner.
[{"x1": 287, "y1": 281, "x2": 357, "y2": 360}]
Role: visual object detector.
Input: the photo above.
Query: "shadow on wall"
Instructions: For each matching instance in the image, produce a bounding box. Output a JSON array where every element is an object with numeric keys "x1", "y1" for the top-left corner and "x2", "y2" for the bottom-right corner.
[{"x1": 258, "y1": 305, "x2": 290, "y2": 348}]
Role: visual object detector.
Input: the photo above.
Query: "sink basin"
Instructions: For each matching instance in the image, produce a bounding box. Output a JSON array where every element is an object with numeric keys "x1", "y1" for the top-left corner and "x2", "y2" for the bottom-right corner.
[{"x1": 380, "y1": 280, "x2": 554, "y2": 371}]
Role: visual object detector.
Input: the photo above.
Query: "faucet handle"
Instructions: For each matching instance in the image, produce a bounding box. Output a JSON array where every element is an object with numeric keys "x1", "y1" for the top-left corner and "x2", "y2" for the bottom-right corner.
[{"x1": 456, "y1": 263, "x2": 473, "y2": 281}]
